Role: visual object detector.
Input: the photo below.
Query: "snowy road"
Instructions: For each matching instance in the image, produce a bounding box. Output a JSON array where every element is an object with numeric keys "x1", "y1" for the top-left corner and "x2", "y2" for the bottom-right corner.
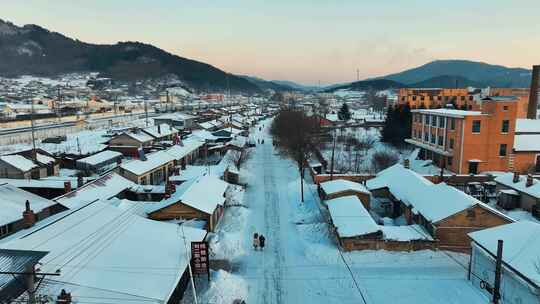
[
  {"x1": 200, "y1": 119, "x2": 488, "y2": 304},
  {"x1": 237, "y1": 121, "x2": 367, "y2": 304}
]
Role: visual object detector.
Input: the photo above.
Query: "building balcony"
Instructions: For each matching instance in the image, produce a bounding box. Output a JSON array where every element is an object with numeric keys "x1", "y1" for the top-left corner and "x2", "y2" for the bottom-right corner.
[{"x1": 405, "y1": 138, "x2": 453, "y2": 157}]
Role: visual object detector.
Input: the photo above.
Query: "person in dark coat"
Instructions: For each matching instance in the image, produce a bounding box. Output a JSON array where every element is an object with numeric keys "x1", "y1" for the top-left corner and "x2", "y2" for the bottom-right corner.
[{"x1": 259, "y1": 234, "x2": 266, "y2": 250}]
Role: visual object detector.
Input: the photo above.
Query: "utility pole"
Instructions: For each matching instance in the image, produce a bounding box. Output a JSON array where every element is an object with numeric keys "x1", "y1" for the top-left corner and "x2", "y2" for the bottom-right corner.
[
  {"x1": 493, "y1": 240, "x2": 503, "y2": 304},
  {"x1": 330, "y1": 129, "x2": 336, "y2": 180},
  {"x1": 144, "y1": 99, "x2": 149, "y2": 127},
  {"x1": 25, "y1": 265, "x2": 35, "y2": 304},
  {"x1": 180, "y1": 223, "x2": 198, "y2": 304},
  {"x1": 30, "y1": 99, "x2": 37, "y2": 162}
]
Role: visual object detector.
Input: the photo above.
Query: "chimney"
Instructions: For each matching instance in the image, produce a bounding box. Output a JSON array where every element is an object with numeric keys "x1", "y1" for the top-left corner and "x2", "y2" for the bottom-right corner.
[
  {"x1": 527, "y1": 65, "x2": 540, "y2": 119},
  {"x1": 57, "y1": 289, "x2": 72, "y2": 304},
  {"x1": 512, "y1": 172, "x2": 520, "y2": 183},
  {"x1": 404, "y1": 159, "x2": 410, "y2": 169},
  {"x1": 63, "y1": 181, "x2": 71, "y2": 193},
  {"x1": 77, "y1": 175, "x2": 84, "y2": 188},
  {"x1": 22, "y1": 200, "x2": 36, "y2": 228},
  {"x1": 526, "y1": 174, "x2": 534, "y2": 187}
]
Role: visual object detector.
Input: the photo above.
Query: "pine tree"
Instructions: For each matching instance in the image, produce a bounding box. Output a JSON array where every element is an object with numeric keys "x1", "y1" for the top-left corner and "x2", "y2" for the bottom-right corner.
[
  {"x1": 381, "y1": 106, "x2": 395, "y2": 143},
  {"x1": 338, "y1": 103, "x2": 351, "y2": 120}
]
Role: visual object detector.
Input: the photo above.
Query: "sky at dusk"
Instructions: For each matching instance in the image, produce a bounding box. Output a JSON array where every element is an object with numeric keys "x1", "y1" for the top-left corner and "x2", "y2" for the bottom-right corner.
[{"x1": 3, "y1": 0, "x2": 540, "y2": 85}]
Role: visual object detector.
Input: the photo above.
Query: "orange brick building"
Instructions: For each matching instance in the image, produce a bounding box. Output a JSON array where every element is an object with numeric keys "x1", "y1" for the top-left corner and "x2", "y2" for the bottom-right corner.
[
  {"x1": 406, "y1": 96, "x2": 540, "y2": 174},
  {"x1": 397, "y1": 87, "x2": 530, "y2": 111}
]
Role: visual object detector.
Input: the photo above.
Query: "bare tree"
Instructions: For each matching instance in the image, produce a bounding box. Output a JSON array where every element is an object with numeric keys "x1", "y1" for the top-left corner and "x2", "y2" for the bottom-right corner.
[
  {"x1": 271, "y1": 109, "x2": 319, "y2": 202},
  {"x1": 371, "y1": 149, "x2": 399, "y2": 173},
  {"x1": 227, "y1": 149, "x2": 253, "y2": 168}
]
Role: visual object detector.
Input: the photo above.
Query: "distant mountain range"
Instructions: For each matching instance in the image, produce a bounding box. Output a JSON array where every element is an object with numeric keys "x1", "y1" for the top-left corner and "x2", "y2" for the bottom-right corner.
[
  {"x1": 0, "y1": 19, "x2": 260, "y2": 93},
  {"x1": 327, "y1": 60, "x2": 533, "y2": 92},
  {"x1": 0, "y1": 19, "x2": 533, "y2": 94}
]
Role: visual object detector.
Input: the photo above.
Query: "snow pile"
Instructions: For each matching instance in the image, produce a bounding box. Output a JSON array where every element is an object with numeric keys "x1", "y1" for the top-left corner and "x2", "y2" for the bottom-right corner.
[
  {"x1": 209, "y1": 202, "x2": 249, "y2": 262},
  {"x1": 198, "y1": 270, "x2": 249, "y2": 304}
]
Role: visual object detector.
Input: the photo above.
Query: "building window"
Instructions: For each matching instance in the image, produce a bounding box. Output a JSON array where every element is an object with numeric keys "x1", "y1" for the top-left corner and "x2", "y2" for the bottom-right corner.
[
  {"x1": 447, "y1": 157, "x2": 453, "y2": 166},
  {"x1": 460, "y1": 96, "x2": 465, "y2": 101},
  {"x1": 450, "y1": 118, "x2": 455, "y2": 130},
  {"x1": 438, "y1": 135, "x2": 443, "y2": 146},
  {"x1": 469, "y1": 95, "x2": 474, "y2": 101},
  {"x1": 501, "y1": 120, "x2": 509, "y2": 133},
  {"x1": 437, "y1": 96, "x2": 442, "y2": 101},
  {"x1": 438, "y1": 117, "x2": 445, "y2": 128},
  {"x1": 503, "y1": 105, "x2": 508, "y2": 111},
  {"x1": 466, "y1": 209, "x2": 476, "y2": 219},
  {"x1": 430, "y1": 133, "x2": 436, "y2": 144},
  {"x1": 449, "y1": 138, "x2": 454, "y2": 150},
  {"x1": 413, "y1": 96, "x2": 417, "y2": 101},
  {"x1": 499, "y1": 144, "x2": 507, "y2": 157},
  {"x1": 431, "y1": 116, "x2": 437, "y2": 127},
  {"x1": 421, "y1": 96, "x2": 425, "y2": 101},
  {"x1": 472, "y1": 120, "x2": 481, "y2": 133},
  {"x1": 424, "y1": 132, "x2": 429, "y2": 142}
]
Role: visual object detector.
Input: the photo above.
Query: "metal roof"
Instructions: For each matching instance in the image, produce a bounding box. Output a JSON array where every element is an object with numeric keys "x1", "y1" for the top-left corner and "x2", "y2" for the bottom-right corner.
[{"x1": 0, "y1": 249, "x2": 48, "y2": 302}]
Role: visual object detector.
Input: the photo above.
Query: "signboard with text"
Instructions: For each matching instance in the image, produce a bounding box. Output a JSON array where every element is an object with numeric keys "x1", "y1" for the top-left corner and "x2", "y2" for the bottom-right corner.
[{"x1": 191, "y1": 241, "x2": 210, "y2": 277}]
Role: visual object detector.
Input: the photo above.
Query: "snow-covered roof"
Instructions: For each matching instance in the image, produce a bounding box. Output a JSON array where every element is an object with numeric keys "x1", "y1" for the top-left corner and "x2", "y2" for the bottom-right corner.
[
  {"x1": 380, "y1": 225, "x2": 433, "y2": 241},
  {"x1": 515, "y1": 119, "x2": 540, "y2": 133},
  {"x1": 192, "y1": 130, "x2": 219, "y2": 141},
  {"x1": 55, "y1": 173, "x2": 135, "y2": 209},
  {"x1": 36, "y1": 153, "x2": 55, "y2": 165},
  {"x1": 494, "y1": 173, "x2": 540, "y2": 198},
  {"x1": 411, "y1": 108, "x2": 483, "y2": 118},
  {"x1": 76, "y1": 150, "x2": 123, "y2": 166},
  {"x1": 124, "y1": 131, "x2": 154, "y2": 143},
  {"x1": 469, "y1": 221, "x2": 540, "y2": 286},
  {"x1": 120, "y1": 150, "x2": 176, "y2": 176},
  {"x1": 326, "y1": 196, "x2": 380, "y2": 238},
  {"x1": 179, "y1": 175, "x2": 229, "y2": 214},
  {"x1": 513, "y1": 134, "x2": 540, "y2": 151},
  {"x1": 0, "y1": 178, "x2": 73, "y2": 189},
  {"x1": 164, "y1": 139, "x2": 205, "y2": 160},
  {"x1": 227, "y1": 136, "x2": 247, "y2": 149},
  {"x1": 367, "y1": 164, "x2": 508, "y2": 223},
  {"x1": 0, "y1": 200, "x2": 207, "y2": 303},
  {"x1": 320, "y1": 179, "x2": 370, "y2": 196},
  {"x1": 144, "y1": 178, "x2": 197, "y2": 214},
  {"x1": 143, "y1": 123, "x2": 178, "y2": 138},
  {"x1": 0, "y1": 183, "x2": 60, "y2": 226},
  {"x1": 0, "y1": 155, "x2": 37, "y2": 172}
]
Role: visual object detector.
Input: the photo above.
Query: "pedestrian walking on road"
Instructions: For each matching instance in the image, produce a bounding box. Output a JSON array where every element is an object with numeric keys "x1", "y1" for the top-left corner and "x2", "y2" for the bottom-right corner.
[
  {"x1": 253, "y1": 233, "x2": 259, "y2": 250},
  {"x1": 259, "y1": 234, "x2": 266, "y2": 251}
]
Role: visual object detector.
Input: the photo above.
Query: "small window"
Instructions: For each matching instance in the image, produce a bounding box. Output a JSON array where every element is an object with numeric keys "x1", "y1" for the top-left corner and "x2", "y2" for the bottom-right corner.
[
  {"x1": 424, "y1": 132, "x2": 429, "y2": 142},
  {"x1": 438, "y1": 135, "x2": 443, "y2": 146},
  {"x1": 449, "y1": 138, "x2": 454, "y2": 150},
  {"x1": 503, "y1": 105, "x2": 508, "y2": 111},
  {"x1": 469, "y1": 95, "x2": 474, "y2": 101},
  {"x1": 472, "y1": 120, "x2": 481, "y2": 133},
  {"x1": 413, "y1": 96, "x2": 417, "y2": 101},
  {"x1": 466, "y1": 209, "x2": 476, "y2": 218},
  {"x1": 499, "y1": 144, "x2": 507, "y2": 157},
  {"x1": 450, "y1": 118, "x2": 455, "y2": 130},
  {"x1": 501, "y1": 120, "x2": 509, "y2": 133},
  {"x1": 460, "y1": 96, "x2": 465, "y2": 101}
]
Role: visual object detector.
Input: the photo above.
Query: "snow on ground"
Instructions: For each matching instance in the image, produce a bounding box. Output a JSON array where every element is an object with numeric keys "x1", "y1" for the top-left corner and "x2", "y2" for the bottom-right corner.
[{"x1": 188, "y1": 118, "x2": 488, "y2": 304}]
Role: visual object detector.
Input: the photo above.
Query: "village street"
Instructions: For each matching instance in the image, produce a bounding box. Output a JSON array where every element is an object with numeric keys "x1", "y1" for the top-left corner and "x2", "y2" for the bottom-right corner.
[{"x1": 195, "y1": 120, "x2": 489, "y2": 304}]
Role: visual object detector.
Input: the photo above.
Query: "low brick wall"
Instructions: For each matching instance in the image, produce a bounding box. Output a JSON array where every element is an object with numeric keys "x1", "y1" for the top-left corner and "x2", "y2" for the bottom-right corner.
[{"x1": 340, "y1": 237, "x2": 436, "y2": 252}]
